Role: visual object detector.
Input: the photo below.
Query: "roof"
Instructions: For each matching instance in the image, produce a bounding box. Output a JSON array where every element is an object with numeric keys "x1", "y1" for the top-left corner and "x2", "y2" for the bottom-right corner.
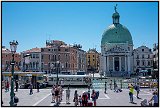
[
  {"x1": 2, "y1": 48, "x2": 11, "y2": 53},
  {"x1": 60, "y1": 45, "x2": 69, "y2": 48},
  {"x1": 22, "y1": 47, "x2": 41, "y2": 53},
  {"x1": 2, "y1": 47, "x2": 20, "y2": 54},
  {"x1": 101, "y1": 23, "x2": 133, "y2": 45}
]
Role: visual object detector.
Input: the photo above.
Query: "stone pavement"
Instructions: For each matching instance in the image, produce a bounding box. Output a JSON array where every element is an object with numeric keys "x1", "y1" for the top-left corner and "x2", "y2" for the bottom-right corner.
[{"x1": 2, "y1": 87, "x2": 156, "y2": 107}]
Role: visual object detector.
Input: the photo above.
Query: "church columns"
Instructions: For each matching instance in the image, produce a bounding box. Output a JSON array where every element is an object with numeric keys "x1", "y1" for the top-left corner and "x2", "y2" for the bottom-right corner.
[
  {"x1": 107, "y1": 56, "x2": 109, "y2": 72},
  {"x1": 113, "y1": 57, "x2": 115, "y2": 71},
  {"x1": 125, "y1": 55, "x2": 127, "y2": 71},
  {"x1": 104, "y1": 56, "x2": 106, "y2": 75},
  {"x1": 128, "y1": 55, "x2": 131, "y2": 75},
  {"x1": 119, "y1": 57, "x2": 121, "y2": 71}
]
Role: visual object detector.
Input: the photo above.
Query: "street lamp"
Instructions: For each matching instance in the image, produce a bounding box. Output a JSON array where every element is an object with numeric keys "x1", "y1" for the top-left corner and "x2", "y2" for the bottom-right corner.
[
  {"x1": 56, "y1": 61, "x2": 60, "y2": 85},
  {"x1": 9, "y1": 40, "x2": 18, "y2": 106}
]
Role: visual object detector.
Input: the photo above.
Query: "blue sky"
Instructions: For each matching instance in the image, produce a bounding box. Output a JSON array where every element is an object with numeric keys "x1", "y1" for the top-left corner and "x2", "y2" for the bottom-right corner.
[{"x1": 2, "y1": 2, "x2": 158, "y2": 53}]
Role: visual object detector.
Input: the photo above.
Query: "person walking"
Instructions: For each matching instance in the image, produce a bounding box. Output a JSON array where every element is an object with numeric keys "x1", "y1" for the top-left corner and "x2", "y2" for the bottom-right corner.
[
  {"x1": 129, "y1": 84, "x2": 134, "y2": 103},
  {"x1": 54, "y1": 85, "x2": 59, "y2": 105},
  {"x1": 59, "y1": 85, "x2": 63, "y2": 102},
  {"x1": 5, "y1": 80, "x2": 7, "y2": 92},
  {"x1": 148, "y1": 91, "x2": 158, "y2": 106},
  {"x1": 73, "y1": 90, "x2": 79, "y2": 106},
  {"x1": 37, "y1": 81, "x2": 40, "y2": 92},
  {"x1": 91, "y1": 89, "x2": 97, "y2": 106},
  {"x1": 66, "y1": 86, "x2": 70, "y2": 104},
  {"x1": 114, "y1": 79, "x2": 116, "y2": 91},
  {"x1": 104, "y1": 81, "x2": 107, "y2": 94},
  {"x1": 6, "y1": 80, "x2": 9, "y2": 92},
  {"x1": 51, "y1": 85, "x2": 55, "y2": 103},
  {"x1": 29, "y1": 83, "x2": 33, "y2": 95},
  {"x1": 78, "y1": 95, "x2": 82, "y2": 106},
  {"x1": 15, "y1": 80, "x2": 19, "y2": 92},
  {"x1": 135, "y1": 83, "x2": 140, "y2": 99},
  {"x1": 114, "y1": 83, "x2": 118, "y2": 92},
  {"x1": 88, "y1": 89, "x2": 90, "y2": 100},
  {"x1": 57, "y1": 85, "x2": 61, "y2": 103},
  {"x1": 82, "y1": 91, "x2": 88, "y2": 106},
  {"x1": 109, "y1": 80, "x2": 112, "y2": 90}
]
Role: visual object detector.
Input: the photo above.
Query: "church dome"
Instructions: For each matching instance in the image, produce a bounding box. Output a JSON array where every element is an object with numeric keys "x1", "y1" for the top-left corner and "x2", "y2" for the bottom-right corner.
[
  {"x1": 101, "y1": 5, "x2": 133, "y2": 46},
  {"x1": 101, "y1": 24, "x2": 133, "y2": 45}
]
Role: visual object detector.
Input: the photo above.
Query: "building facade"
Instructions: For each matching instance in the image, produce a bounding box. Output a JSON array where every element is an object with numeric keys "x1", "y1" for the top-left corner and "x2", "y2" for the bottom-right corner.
[
  {"x1": 21, "y1": 47, "x2": 41, "y2": 72},
  {"x1": 152, "y1": 43, "x2": 158, "y2": 78},
  {"x1": 21, "y1": 40, "x2": 86, "y2": 74},
  {"x1": 133, "y1": 46, "x2": 153, "y2": 76},
  {"x1": 2, "y1": 46, "x2": 21, "y2": 72},
  {"x1": 101, "y1": 6, "x2": 134, "y2": 77},
  {"x1": 86, "y1": 48, "x2": 100, "y2": 73},
  {"x1": 153, "y1": 43, "x2": 158, "y2": 69}
]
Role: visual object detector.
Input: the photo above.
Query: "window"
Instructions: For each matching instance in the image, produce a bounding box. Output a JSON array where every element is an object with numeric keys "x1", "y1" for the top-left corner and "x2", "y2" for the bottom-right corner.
[
  {"x1": 128, "y1": 47, "x2": 130, "y2": 51},
  {"x1": 48, "y1": 63, "x2": 50, "y2": 68},
  {"x1": 65, "y1": 49, "x2": 68, "y2": 52},
  {"x1": 58, "y1": 55, "x2": 60, "y2": 60},
  {"x1": 148, "y1": 61, "x2": 150, "y2": 66},
  {"x1": 58, "y1": 49, "x2": 61, "y2": 51},
  {"x1": 142, "y1": 55, "x2": 144, "y2": 59},
  {"x1": 137, "y1": 61, "x2": 139, "y2": 66},
  {"x1": 48, "y1": 49, "x2": 50, "y2": 51},
  {"x1": 142, "y1": 61, "x2": 145, "y2": 66},
  {"x1": 33, "y1": 54, "x2": 35, "y2": 58},
  {"x1": 41, "y1": 55, "x2": 43, "y2": 59},
  {"x1": 6, "y1": 55, "x2": 7, "y2": 57},
  {"x1": 36, "y1": 54, "x2": 39, "y2": 58},
  {"x1": 93, "y1": 55, "x2": 94, "y2": 58},
  {"x1": 142, "y1": 49, "x2": 144, "y2": 52},
  {"x1": 93, "y1": 59, "x2": 95, "y2": 61},
  {"x1": 88, "y1": 55, "x2": 90, "y2": 58},
  {"x1": 55, "y1": 55, "x2": 57, "y2": 61},
  {"x1": 148, "y1": 55, "x2": 150, "y2": 58},
  {"x1": 49, "y1": 55, "x2": 50, "y2": 60},
  {"x1": 53, "y1": 55, "x2": 54, "y2": 60},
  {"x1": 137, "y1": 55, "x2": 139, "y2": 59},
  {"x1": 41, "y1": 63, "x2": 43, "y2": 68},
  {"x1": 33, "y1": 62, "x2": 35, "y2": 69}
]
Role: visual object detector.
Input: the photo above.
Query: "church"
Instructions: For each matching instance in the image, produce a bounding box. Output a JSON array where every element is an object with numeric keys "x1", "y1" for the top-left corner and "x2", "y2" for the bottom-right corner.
[{"x1": 101, "y1": 5, "x2": 134, "y2": 77}]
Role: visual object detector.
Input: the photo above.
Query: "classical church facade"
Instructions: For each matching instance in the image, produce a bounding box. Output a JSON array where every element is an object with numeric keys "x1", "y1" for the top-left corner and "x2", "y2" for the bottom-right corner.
[{"x1": 101, "y1": 6, "x2": 134, "y2": 77}]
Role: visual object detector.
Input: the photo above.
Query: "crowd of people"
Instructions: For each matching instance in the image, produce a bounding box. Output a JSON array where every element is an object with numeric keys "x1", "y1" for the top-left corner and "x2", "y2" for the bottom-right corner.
[
  {"x1": 51, "y1": 84, "x2": 63, "y2": 105},
  {"x1": 72, "y1": 89, "x2": 99, "y2": 106}
]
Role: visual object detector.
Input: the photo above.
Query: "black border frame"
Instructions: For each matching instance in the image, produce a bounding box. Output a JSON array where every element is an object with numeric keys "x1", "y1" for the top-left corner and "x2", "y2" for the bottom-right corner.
[{"x1": 1, "y1": 1, "x2": 159, "y2": 107}]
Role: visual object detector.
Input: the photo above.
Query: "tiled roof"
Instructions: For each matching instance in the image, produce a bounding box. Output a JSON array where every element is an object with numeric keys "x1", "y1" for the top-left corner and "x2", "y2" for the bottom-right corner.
[
  {"x1": 2, "y1": 48, "x2": 11, "y2": 53},
  {"x1": 22, "y1": 47, "x2": 41, "y2": 53}
]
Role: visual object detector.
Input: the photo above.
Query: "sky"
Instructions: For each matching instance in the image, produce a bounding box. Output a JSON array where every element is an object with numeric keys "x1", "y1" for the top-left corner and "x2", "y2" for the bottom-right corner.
[{"x1": 2, "y1": 2, "x2": 158, "y2": 53}]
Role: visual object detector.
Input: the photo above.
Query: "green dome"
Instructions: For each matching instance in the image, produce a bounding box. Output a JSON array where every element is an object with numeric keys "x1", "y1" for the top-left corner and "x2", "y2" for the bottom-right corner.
[{"x1": 101, "y1": 24, "x2": 133, "y2": 45}]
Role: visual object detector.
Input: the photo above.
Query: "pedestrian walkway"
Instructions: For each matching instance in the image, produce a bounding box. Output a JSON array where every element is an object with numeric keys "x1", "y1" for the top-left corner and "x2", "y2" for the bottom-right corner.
[{"x1": 2, "y1": 88, "x2": 155, "y2": 106}]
